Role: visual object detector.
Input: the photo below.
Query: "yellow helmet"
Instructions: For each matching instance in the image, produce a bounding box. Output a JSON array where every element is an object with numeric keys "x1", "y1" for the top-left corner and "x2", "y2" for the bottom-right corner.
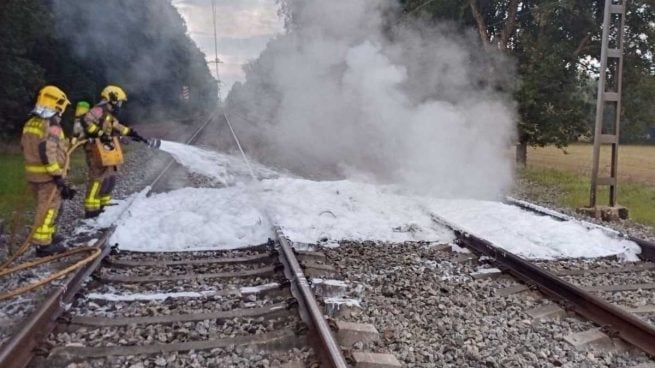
[
  {"x1": 100, "y1": 85, "x2": 128, "y2": 103},
  {"x1": 33, "y1": 85, "x2": 70, "y2": 118}
]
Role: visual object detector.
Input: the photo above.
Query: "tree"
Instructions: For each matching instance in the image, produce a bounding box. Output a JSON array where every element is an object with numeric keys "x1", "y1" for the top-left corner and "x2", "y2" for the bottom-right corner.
[
  {"x1": 401, "y1": 0, "x2": 655, "y2": 164},
  {"x1": 0, "y1": 0, "x2": 48, "y2": 140},
  {"x1": 50, "y1": 0, "x2": 218, "y2": 124},
  {"x1": 0, "y1": 0, "x2": 217, "y2": 140},
  {"x1": 509, "y1": 0, "x2": 593, "y2": 163},
  {"x1": 620, "y1": 1, "x2": 655, "y2": 143}
]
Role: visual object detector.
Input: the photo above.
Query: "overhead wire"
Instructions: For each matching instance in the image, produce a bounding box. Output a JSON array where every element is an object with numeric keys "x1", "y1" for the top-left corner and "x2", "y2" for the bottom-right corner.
[{"x1": 210, "y1": 0, "x2": 222, "y2": 98}]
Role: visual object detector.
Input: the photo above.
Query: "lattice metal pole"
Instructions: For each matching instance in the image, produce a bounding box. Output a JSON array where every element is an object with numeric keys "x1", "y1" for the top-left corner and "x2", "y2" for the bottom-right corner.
[{"x1": 590, "y1": 0, "x2": 627, "y2": 208}]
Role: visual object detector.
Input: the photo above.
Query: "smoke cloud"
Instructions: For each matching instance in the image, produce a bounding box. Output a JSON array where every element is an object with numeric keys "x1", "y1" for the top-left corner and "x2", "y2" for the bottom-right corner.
[
  {"x1": 225, "y1": 0, "x2": 516, "y2": 200},
  {"x1": 50, "y1": 0, "x2": 216, "y2": 122}
]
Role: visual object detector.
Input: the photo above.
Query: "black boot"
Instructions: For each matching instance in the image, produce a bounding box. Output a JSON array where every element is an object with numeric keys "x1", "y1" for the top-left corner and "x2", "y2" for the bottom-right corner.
[
  {"x1": 85, "y1": 209, "x2": 102, "y2": 219},
  {"x1": 36, "y1": 243, "x2": 67, "y2": 257}
]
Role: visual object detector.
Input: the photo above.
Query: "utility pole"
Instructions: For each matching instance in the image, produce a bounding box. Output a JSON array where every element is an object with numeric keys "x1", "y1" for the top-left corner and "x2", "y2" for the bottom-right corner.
[
  {"x1": 580, "y1": 0, "x2": 629, "y2": 221},
  {"x1": 210, "y1": 0, "x2": 222, "y2": 101}
]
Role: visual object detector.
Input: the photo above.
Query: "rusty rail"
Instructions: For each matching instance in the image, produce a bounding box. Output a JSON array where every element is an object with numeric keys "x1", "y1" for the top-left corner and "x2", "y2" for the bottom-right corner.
[
  {"x1": 0, "y1": 112, "x2": 218, "y2": 368},
  {"x1": 0, "y1": 232, "x2": 113, "y2": 368},
  {"x1": 506, "y1": 197, "x2": 655, "y2": 262},
  {"x1": 432, "y1": 214, "x2": 655, "y2": 356},
  {"x1": 274, "y1": 227, "x2": 348, "y2": 368}
]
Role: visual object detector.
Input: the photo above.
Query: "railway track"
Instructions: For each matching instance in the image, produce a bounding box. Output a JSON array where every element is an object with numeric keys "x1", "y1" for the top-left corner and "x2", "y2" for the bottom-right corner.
[
  {"x1": 325, "y1": 242, "x2": 655, "y2": 367},
  {"x1": 0, "y1": 111, "x2": 353, "y2": 368},
  {"x1": 26, "y1": 242, "x2": 317, "y2": 367},
  {"x1": 320, "y1": 200, "x2": 655, "y2": 366},
  {"x1": 2, "y1": 108, "x2": 654, "y2": 367},
  {"x1": 450, "y1": 224, "x2": 655, "y2": 356},
  {"x1": 497, "y1": 199, "x2": 655, "y2": 355},
  {"x1": 5, "y1": 237, "x2": 351, "y2": 367}
]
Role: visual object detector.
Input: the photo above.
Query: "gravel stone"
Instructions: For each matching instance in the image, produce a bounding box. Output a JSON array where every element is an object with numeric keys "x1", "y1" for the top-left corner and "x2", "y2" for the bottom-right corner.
[{"x1": 325, "y1": 241, "x2": 655, "y2": 367}]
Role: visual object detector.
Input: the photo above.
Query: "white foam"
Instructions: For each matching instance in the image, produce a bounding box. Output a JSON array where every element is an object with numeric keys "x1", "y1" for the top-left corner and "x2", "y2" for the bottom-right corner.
[
  {"x1": 94, "y1": 143, "x2": 640, "y2": 262},
  {"x1": 240, "y1": 283, "x2": 280, "y2": 294},
  {"x1": 86, "y1": 290, "x2": 221, "y2": 301}
]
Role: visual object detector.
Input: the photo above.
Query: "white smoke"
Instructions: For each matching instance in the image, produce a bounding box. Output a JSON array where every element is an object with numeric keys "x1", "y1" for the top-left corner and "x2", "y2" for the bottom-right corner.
[{"x1": 226, "y1": 0, "x2": 516, "y2": 199}]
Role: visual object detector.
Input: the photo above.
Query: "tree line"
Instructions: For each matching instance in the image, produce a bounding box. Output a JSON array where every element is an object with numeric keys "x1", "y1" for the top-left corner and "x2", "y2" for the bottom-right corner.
[
  {"x1": 400, "y1": 0, "x2": 655, "y2": 163},
  {"x1": 0, "y1": 0, "x2": 217, "y2": 141}
]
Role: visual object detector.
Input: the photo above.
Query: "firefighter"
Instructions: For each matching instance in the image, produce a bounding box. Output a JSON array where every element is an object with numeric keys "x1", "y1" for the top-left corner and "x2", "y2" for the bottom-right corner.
[
  {"x1": 71, "y1": 100, "x2": 90, "y2": 144},
  {"x1": 81, "y1": 85, "x2": 146, "y2": 218},
  {"x1": 21, "y1": 85, "x2": 77, "y2": 257}
]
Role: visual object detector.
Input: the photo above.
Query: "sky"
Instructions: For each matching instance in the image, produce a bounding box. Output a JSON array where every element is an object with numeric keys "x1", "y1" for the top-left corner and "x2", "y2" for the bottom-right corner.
[{"x1": 172, "y1": 0, "x2": 284, "y2": 99}]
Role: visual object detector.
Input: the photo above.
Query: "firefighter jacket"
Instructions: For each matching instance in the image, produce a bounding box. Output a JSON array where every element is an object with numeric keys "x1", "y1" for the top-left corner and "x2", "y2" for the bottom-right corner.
[
  {"x1": 21, "y1": 116, "x2": 68, "y2": 183},
  {"x1": 82, "y1": 104, "x2": 131, "y2": 139}
]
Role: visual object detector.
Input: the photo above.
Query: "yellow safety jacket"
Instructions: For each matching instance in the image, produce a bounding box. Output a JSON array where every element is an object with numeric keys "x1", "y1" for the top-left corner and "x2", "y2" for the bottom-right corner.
[
  {"x1": 82, "y1": 104, "x2": 131, "y2": 168},
  {"x1": 82, "y1": 104, "x2": 130, "y2": 138},
  {"x1": 21, "y1": 116, "x2": 68, "y2": 183}
]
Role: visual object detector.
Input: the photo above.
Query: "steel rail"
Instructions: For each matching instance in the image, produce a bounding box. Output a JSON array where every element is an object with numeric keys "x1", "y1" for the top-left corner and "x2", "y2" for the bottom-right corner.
[
  {"x1": 432, "y1": 214, "x2": 655, "y2": 356},
  {"x1": 273, "y1": 227, "x2": 348, "y2": 368},
  {"x1": 0, "y1": 112, "x2": 218, "y2": 368},
  {"x1": 0, "y1": 231, "x2": 113, "y2": 368},
  {"x1": 506, "y1": 197, "x2": 655, "y2": 262}
]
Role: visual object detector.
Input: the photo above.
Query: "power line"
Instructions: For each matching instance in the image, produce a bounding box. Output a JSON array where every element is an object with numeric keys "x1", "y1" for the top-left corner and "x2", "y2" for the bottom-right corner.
[{"x1": 210, "y1": 0, "x2": 222, "y2": 100}]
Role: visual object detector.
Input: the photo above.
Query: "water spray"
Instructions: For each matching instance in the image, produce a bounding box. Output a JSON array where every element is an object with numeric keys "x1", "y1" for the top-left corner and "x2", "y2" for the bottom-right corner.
[{"x1": 146, "y1": 138, "x2": 161, "y2": 149}]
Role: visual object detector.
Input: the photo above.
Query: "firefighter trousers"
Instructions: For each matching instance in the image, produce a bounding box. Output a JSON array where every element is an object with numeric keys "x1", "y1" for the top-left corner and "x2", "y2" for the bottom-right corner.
[
  {"x1": 29, "y1": 181, "x2": 62, "y2": 246},
  {"x1": 84, "y1": 151, "x2": 117, "y2": 216}
]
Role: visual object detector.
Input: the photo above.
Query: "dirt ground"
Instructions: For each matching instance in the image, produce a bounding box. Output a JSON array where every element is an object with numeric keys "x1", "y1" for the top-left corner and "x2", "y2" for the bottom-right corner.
[{"x1": 527, "y1": 144, "x2": 655, "y2": 185}]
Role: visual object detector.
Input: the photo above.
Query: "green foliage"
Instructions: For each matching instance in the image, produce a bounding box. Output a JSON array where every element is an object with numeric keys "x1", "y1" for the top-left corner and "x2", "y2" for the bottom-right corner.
[
  {"x1": 0, "y1": 0, "x2": 216, "y2": 141},
  {"x1": 512, "y1": 1, "x2": 593, "y2": 147},
  {"x1": 400, "y1": 0, "x2": 470, "y2": 23},
  {"x1": 0, "y1": 151, "x2": 86, "y2": 223},
  {"x1": 620, "y1": 1, "x2": 655, "y2": 142},
  {"x1": 0, "y1": 154, "x2": 31, "y2": 223},
  {"x1": 401, "y1": 0, "x2": 655, "y2": 149},
  {"x1": 51, "y1": 0, "x2": 217, "y2": 124},
  {"x1": 0, "y1": 0, "x2": 48, "y2": 140}
]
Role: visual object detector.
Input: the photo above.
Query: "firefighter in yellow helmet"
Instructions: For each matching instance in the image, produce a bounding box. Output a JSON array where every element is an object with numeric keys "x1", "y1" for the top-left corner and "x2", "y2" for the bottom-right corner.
[
  {"x1": 21, "y1": 85, "x2": 77, "y2": 256},
  {"x1": 72, "y1": 100, "x2": 90, "y2": 144},
  {"x1": 81, "y1": 85, "x2": 146, "y2": 218}
]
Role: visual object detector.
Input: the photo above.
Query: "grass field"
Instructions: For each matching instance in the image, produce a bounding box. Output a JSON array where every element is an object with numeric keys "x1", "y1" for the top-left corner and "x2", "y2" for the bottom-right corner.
[
  {"x1": 524, "y1": 144, "x2": 655, "y2": 227},
  {"x1": 527, "y1": 144, "x2": 655, "y2": 185},
  {"x1": 0, "y1": 151, "x2": 87, "y2": 225},
  {"x1": 0, "y1": 154, "x2": 31, "y2": 225}
]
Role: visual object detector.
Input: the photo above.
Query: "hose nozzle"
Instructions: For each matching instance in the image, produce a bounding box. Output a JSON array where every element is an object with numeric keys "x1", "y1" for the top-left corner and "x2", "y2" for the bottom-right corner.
[{"x1": 146, "y1": 138, "x2": 161, "y2": 149}]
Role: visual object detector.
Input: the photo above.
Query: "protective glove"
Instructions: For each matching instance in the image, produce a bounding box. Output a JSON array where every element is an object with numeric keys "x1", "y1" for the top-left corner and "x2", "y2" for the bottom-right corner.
[
  {"x1": 53, "y1": 176, "x2": 77, "y2": 200},
  {"x1": 99, "y1": 134, "x2": 115, "y2": 149},
  {"x1": 61, "y1": 186, "x2": 77, "y2": 200},
  {"x1": 100, "y1": 134, "x2": 113, "y2": 144},
  {"x1": 127, "y1": 129, "x2": 146, "y2": 143}
]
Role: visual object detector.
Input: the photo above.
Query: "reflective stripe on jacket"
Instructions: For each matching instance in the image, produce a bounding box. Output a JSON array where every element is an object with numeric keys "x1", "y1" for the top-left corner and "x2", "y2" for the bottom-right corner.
[{"x1": 21, "y1": 116, "x2": 68, "y2": 183}]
